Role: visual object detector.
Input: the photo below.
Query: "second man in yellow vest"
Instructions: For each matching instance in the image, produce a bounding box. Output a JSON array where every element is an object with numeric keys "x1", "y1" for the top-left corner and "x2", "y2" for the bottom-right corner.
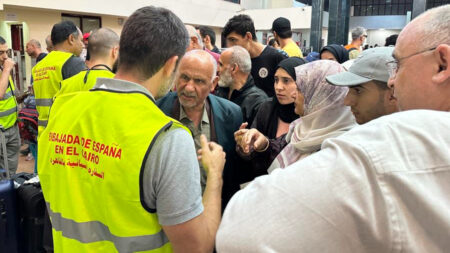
[
  {"x1": 32, "y1": 20, "x2": 85, "y2": 136},
  {"x1": 56, "y1": 28, "x2": 119, "y2": 97}
]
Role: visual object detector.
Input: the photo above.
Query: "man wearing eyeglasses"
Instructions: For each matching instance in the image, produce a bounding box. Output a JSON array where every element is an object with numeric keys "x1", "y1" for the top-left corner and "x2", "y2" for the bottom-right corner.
[
  {"x1": 387, "y1": 8, "x2": 449, "y2": 111},
  {"x1": 0, "y1": 36, "x2": 20, "y2": 176},
  {"x1": 216, "y1": 5, "x2": 450, "y2": 252}
]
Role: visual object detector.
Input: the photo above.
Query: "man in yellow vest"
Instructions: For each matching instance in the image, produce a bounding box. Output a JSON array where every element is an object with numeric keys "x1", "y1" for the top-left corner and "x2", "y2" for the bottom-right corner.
[
  {"x1": 56, "y1": 28, "x2": 119, "y2": 96},
  {"x1": 0, "y1": 36, "x2": 20, "y2": 175},
  {"x1": 32, "y1": 20, "x2": 85, "y2": 135},
  {"x1": 38, "y1": 6, "x2": 226, "y2": 253}
]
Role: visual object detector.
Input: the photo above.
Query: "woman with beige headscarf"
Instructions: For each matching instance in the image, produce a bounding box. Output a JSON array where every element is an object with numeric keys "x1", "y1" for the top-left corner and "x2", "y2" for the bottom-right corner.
[{"x1": 237, "y1": 60, "x2": 356, "y2": 174}]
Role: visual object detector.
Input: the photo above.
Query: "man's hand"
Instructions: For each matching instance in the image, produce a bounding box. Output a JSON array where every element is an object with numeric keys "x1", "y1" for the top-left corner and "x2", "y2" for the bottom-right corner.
[
  {"x1": 2, "y1": 58, "x2": 15, "y2": 72},
  {"x1": 198, "y1": 134, "x2": 225, "y2": 177},
  {"x1": 234, "y1": 122, "x2": 248, "y2": 150},
  {"x1": 241, "y1": 129, "x2": 269, "y2": 153}
]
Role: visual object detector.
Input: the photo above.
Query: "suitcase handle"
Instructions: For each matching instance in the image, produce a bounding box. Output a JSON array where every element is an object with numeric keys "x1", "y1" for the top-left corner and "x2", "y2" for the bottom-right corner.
[{"x1": 0, "y1": 127, "x2": 10, "y2": 180}]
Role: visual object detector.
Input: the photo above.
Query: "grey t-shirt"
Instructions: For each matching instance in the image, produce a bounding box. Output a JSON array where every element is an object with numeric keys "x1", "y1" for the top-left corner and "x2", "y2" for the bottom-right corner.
[
  {"x1": 143, "y1": 127, "x2": 203, "y2": 225},
  {"x1": 93, "y1": 78, "x2": 203, "y2": 226}
]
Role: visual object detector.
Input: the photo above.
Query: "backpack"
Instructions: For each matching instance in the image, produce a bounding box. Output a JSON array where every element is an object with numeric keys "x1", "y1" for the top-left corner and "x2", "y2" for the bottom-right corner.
[
  {"x1": 348, "y1": 47, "x2": 358, "y2": 53},
  {"x1": 18, "y1": 108, "x2": 38, "y2": 142}
]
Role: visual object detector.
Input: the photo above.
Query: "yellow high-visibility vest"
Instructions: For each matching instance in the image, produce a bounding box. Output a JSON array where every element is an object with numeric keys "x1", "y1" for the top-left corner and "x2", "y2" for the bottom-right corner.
[
  {"x1": 38, "y1": 87, "x2": 189, "y2": 252},
  {"x1": 57, "y1": 66, "x2": 114, "y2": 96},
  {"x1": 32, "y1": 51, "x2": 74, "y2": 136},
  {"x1": 0, "y1": 74, "x2": 17, "y2": 130}
]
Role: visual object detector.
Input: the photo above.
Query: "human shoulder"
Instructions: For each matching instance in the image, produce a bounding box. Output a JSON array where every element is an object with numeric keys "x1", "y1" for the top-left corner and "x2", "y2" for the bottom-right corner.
[
  {"x1": 144, "y1": 126, "x2": 203, "y2": 225},
  {"x1": 209, "y1": 94, "x2": 241, "y2": 113},
  {"x1": 325, "y1": 110, "x2": 450, "y2": 173},
  {"x1": 62, "y1": 56, "x2": 86, "y2": 79},
  {"x1": 156, "y1": 92, "x2": 178, "y2": 114}
]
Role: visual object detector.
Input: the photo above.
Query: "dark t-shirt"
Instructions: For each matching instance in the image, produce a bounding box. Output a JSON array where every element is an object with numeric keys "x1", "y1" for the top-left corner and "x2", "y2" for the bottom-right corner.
[
  {"x1": 251, "y1": 46, "x2": 287, "y2": 97},
  {"x1": 61, "y1": 56, "x2": 86, "y2": 80},
  {"x1": 36, "y1": 53, "x2": 48, "y2": 63}
]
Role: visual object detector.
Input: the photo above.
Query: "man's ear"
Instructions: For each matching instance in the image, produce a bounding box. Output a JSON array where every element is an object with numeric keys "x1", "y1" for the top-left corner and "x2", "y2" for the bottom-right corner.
[
  {"x1": 211, "y1": 76, "x2": 219, "y2": 92},
  {"x1": 245, "y1": 32, "x2": 253, "y2": 41},
  {"x1": 162, "y1": 55, "x2": 179, "y2": 78},
  {"x1": 386, "y1": 87, "x2": 397, "y2": 105},
  {"x1": 431, "y1": 44, "x2": 450, "y2": 85},
  {"x1": 205, "y1": 35, "x2": 211, "y2": 44},
  {"x1": 231, "y1": 63, "x2": 238, "y2": 74},
  {"x1": 191, "y1": 36, "x2": 199, "y2": 47},
  {"x1": 67, "y1": 34, "x2": 76, "y2": 46},
  {"x1": 111, "y1": 46, "x2": 119, "y2": 60}
]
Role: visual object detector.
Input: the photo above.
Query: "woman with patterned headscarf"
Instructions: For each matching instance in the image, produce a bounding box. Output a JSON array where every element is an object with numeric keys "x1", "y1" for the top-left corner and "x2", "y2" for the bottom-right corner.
[
  {"x1": 268, "y1": 60, "x2": 356, "y2": 172},
  {"x1": 237, "y1": 60, "x2": 355, "y2": 175}
]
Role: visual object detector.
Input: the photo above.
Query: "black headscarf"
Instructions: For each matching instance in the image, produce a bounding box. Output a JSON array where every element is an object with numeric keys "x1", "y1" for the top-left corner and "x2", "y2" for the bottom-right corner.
[
  {"x1": 260, "y1": 57, "x2": 307, "y2": 138},
  {"x1": 320, "y1": 44, "x2": 349, "y2": 63}
]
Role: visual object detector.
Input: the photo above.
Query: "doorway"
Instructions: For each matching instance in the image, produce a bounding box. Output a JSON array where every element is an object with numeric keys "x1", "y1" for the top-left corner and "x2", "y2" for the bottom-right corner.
[{"x1": 11, "y1": 24, "x2": 25, "y2": 91}]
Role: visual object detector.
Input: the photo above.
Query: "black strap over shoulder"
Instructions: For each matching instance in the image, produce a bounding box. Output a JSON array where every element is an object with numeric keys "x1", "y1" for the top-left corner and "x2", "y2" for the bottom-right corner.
[{"x1": 83, "y1": 64, "x2": 113, "y2": 84}]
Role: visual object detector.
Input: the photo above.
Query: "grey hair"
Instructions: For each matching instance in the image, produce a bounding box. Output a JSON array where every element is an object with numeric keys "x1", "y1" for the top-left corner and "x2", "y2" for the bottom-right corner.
[
  {"x1": 351, "y1": 26, "x2": 366, "y2": 40},
  {"x1": 185, "y1": 25, "x2": 204, "y2": 48},
  {"x1": 183, "y1": 49, "x2": 217, "y2": 81},
  {"x1": 414, "y1": 4, "x2": 450, "y2": 48},
  {"x1": 28, "y1": 39, "x2": 41, "y2": 48},
  {"x1": 227, "y1": 45, "x2": 251, "y2": 74}
]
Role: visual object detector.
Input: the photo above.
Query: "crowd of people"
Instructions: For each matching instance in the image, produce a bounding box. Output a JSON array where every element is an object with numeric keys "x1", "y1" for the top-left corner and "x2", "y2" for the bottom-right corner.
[{"x1": 0, "y1": 3, "x2": 448, "y2": 252}]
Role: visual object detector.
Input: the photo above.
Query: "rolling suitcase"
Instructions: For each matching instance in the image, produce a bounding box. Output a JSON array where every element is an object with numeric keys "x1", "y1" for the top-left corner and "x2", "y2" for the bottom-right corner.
[
  {"x1": 0, "y1": 127, "x2": 20, "y2": 253},
  {"x1": 16, "y1": 179, "x2": 47, "y2": 253}
]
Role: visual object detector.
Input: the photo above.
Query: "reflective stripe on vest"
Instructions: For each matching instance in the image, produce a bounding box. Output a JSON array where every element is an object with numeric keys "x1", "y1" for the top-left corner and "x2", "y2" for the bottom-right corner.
[
  {"x1": 35, "y1": 98, "x2": 53, "y2": 107},
  {"x1": 0, "y1": 107, "x2": 17, "y2": 117},
  {"x1": 38, "y1": 88, "x2": 189, "y2": 252},
  {"x1": 0, "y1": 75, "x2": 18, "y2": 129},
  {"x1": 46, "y1": 202, "x2": 169, "y2": 252},
  {"x1": 38, "y1": 119, "x2": 48, "y2": 127}
]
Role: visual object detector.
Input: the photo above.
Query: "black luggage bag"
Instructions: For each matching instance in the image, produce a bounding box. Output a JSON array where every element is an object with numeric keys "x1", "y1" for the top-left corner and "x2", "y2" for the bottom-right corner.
[
  {"x1": 16, "y1": 179, "x2": 47, "y2": 253},
  {"x1": 0, "y1": 128, "x2": 20, "y2": 253}
]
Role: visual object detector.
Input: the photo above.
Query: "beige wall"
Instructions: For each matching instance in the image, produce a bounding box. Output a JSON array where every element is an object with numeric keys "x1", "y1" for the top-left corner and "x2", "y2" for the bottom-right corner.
[{"x1": 0, "y1": 6, "x2": 124, "y2": 86}]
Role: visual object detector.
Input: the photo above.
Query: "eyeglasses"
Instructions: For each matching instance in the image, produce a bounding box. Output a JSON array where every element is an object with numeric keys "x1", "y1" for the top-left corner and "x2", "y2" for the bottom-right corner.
[{"x1": 386, "y1": 47, "x2": 436, "y2": 78}]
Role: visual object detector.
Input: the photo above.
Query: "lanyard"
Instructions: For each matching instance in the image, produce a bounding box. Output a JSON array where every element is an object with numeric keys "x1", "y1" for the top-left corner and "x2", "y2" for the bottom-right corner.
[{"x1": 83, "y1": 64, "x2": 113, "y2": 84}]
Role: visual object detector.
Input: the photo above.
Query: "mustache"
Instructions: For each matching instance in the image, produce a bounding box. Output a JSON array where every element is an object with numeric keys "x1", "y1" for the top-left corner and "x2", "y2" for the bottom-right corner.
[{"x1": 179, "y1": 90, "x2": 197, "y2": 98}]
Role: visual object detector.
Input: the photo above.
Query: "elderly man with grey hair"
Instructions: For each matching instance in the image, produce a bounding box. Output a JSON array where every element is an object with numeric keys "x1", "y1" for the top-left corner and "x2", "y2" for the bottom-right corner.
[
  {"x1": 185, "y1": 24, "x2": 220, "y2": 63},
  {"x1": 345, "y1": 26, "x2": 367, "y2": 59},
  {"x1": 157, "y1": 49, "x2": 244, "y2": 211},
  {"x1": 26, "y1": 39, "x2": 47, "y2": 63},
  {"x1": 216, "y1": 45, "x2": 268, "y2": 126}
]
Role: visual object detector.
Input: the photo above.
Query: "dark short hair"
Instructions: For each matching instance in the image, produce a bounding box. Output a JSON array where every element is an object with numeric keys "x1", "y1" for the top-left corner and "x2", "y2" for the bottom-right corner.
[
  {"x1": 118, "y1": 6, "x2": 189, "y2": 80},
  {"x1": 197, "y1": 26, "x2": 216, "y2": 46},
  {"x1": 385, "y1": 34, "x2": 398, "y2": 46},
  {"x1": 276, "y1": 30, "x2": 292, "y2": 39},
  {"x1": 51, "y1": 20, "x2": 79, "y2": 45},
  {"x1": 222, "y1": 14, "x2": 257, "y2": 42},
  {"x1": 268, "y1": 38, "x2": 277, "y2": 47},
  {"x1": 87, "y1": 28, "x2": 119, "y2": 59},
  {"x1": 0, "y1": 36, "x2": 6, "y2": 45}
]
